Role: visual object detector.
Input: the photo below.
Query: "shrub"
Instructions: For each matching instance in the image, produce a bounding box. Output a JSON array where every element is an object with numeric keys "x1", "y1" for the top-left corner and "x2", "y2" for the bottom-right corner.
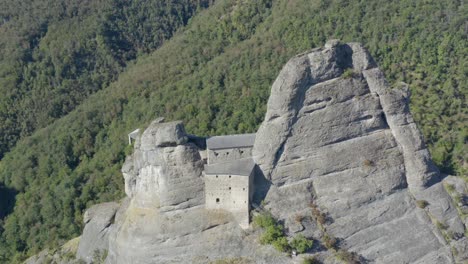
[
  {"x1": 290, "y1": 234, "x2": 314, "y2": 253},
  {"x1": 335, "y1": 249, "x2": 360, "y2": 264},
  {"x1": 272, "y1": 237, "x2": 290, "y2": 252},
  {"x1": 302, "y1": 257, "x2": 322, "y2": 264},
  {"x1": 260, "y1": 224, "x2": 284, "y2": 245},
  {"x1": 253, "y1": 213, "x2": 276, "y2": 229},
  {"x1": 254, "y1": 211, "x2": 291, "y2": 253},
  {"x1": 416, "y1": 200, "x2": 429, "y2": 209}
]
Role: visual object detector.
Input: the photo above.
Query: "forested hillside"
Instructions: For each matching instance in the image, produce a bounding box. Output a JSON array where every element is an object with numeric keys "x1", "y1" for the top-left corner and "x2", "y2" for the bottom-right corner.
[
  {"x1": 0, "y1": 0, "x2": 466, "y2": 262},
  {"x1": 0, "y1": 0, "x2": 210, "y2": 159}
]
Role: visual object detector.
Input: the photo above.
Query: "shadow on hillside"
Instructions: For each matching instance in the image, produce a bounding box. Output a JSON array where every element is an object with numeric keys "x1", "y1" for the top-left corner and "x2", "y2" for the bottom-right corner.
[{"x1": 0, "y1": 185, "x2": 17, "y2": 220}]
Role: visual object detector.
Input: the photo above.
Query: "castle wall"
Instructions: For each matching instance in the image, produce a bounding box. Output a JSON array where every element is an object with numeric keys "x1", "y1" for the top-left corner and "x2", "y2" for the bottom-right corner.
[
  {"x1": 207, "y1": 147, "x2": 252, "y2": 164},
  {"x1": 205, "y1": 174, "x2": 250, "y2": 226}
]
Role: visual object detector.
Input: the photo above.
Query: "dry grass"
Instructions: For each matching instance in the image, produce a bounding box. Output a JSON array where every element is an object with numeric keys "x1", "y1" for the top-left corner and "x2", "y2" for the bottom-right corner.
[
  {"x1": 310, "y1": 202, "x2": 327, "y2": 225},
  {"x1": 436, "y1": 220, "x2": 448, "y2": 230},
  {"x1": 335, "y1": 249, "x2": 360, "y2": 264},
  {"x1": 416, "y1": 200, "x2": 429, "y2": 209},
  {"x1": 210, "y1": 258, "x2": 254, "y2": 264},
  {"x1": 295, "y1": 214, "x2": 305, "y2": 223},
  {"x1": 363, "y1": 159, "x2": 374, "y2": 167},
  {"x1": 323, "y1": 234, "x2": 338, "y2": 250}
]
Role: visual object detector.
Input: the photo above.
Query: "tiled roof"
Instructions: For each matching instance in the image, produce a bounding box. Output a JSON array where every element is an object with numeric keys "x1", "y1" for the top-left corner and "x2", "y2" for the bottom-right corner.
[
  {"x1": 206, "y1": 133, "x2": 256, "y2": 150},
  {"x1": 204, "y1": 158, "x2": 255, "y2": 176}
]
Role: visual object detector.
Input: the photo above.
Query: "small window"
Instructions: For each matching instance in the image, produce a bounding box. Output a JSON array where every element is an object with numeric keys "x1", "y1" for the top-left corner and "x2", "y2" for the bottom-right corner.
[
  {"x1": 216, "y1": 198, "x2": 220, "y2": 203},
  {"x1": 214, "y1": 152, "x2": 219, "y2": 156},
  {"x1": 244, "y1": 201, "x2": 247, "y2": 203},
  {"x1": 240, "y1": 150, "x2": 244, "y2": 154},
  {"x1": 229, "y1": 187, "x2": 231, "y2": 190},
  {"x1": 229, "y1": 175, "x2": 231, "y2": 178},
  {"x1": 216, "y1": 175, "x2": 218, "y2": 178},
  {"x1": 243, "y1": 188, "x2": 245, "y2": 191}
]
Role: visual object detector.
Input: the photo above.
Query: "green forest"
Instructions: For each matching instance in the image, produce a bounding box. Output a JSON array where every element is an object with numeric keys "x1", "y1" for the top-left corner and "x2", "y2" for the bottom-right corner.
[{"x1": 0, "y1": 0, "x2": 466, "y2": 262}]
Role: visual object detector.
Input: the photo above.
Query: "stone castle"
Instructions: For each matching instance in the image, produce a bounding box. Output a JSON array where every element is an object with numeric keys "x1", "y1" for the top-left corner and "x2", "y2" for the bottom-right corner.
[
  {"x1": 71, "y1": 41, "x2": 467, "y2": 264},
  {"x1": 204, "y1": 134, "x2": 256, "y2": 229},
  {"x1": 128, "y1": 129, "x2": 257, "y2": 228}
]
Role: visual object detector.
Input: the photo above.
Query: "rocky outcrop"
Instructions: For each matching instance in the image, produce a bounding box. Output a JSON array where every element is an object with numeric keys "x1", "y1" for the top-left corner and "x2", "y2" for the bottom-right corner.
[
  {"x1": 25, "y1": 237, "x2": 81, "y2": 264},
  {"x1": 102, "y1": 120, "x2": 287, "y2": 263},
  {"x1": 253, "y1": 40, "x2": 466, "y2": 263},
  {"x1": 73, "y1": 40, "x2": 466, "y2": 264},
  {"x1": 76, "y1": 202, "x2": 119, "y2": 262},
  {"x1": 121, "y1": 119, "x2": 204, "y2": 211}
]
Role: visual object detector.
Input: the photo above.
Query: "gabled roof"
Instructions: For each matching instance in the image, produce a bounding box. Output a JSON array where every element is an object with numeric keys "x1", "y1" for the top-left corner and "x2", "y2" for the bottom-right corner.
[
  {"x1": 128, "y1": 128, "x2": 140, "y2": 139},
  {"x1": 204, "y1": 158, "x2": 255, "y2": 176},
  {"x1": 206, "y1": 133, "x2": 256, "y2": 150}
]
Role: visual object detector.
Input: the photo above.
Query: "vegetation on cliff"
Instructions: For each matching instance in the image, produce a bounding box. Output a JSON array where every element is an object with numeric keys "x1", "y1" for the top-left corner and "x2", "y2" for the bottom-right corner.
[{"x1": 0, "y1": 0, "x2": 466, "y2": 262}]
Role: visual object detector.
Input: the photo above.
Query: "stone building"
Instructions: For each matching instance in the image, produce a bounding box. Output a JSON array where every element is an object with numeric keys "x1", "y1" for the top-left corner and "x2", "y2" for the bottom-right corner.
[
  {"x1": 204, "y1": 133, "x2": 256, "y2": 228},
  {"x1": 206, "y1": 133, "x2": 256, "y2": 164},
  {"x1": 204, "y1": 158, "x2": 255, "y2": 229}
]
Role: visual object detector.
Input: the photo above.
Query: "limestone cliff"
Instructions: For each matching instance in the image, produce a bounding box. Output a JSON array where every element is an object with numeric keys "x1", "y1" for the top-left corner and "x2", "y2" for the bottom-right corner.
[{"x1": 70, "y1": 41, "x2": 467, "y2": 264}]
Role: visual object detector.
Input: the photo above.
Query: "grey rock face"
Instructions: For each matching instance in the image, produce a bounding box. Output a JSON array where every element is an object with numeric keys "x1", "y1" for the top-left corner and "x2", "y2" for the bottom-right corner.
[
  {"x1": 122, "y1": 120, "x2": 204, "y2": 210},
  {"x1": 76, "y1": 202, "x2": 119, "y2": 263},
  {"x1": 253, "y1": 40, "x2": 466, "y2": 263},
  {"x1": 105, "y1": 120, "x2": 289, "y2": 263},
  {"x1": 75, "y1": 41, "x2": 466, "y2": 264}
]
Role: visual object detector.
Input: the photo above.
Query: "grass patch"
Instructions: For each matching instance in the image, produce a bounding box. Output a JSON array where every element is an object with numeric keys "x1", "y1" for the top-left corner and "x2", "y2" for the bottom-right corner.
[
  {"x1": 342, "y1": 68, "x2": 357, "y2": 79},
  {"x1": 445, "y1": 183, "x2": 456, "y2": 193},
  {"x1": 436, "y1": 220, "x2": 448, "y2": 230}
]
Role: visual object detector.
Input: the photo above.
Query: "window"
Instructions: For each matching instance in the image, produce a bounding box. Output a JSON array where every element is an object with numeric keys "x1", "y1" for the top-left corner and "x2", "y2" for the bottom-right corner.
[
  {"x1": 243, "y1": 188, "x2": 245, "y2": 191},
  {"x1": 216, "y1": 198, "x2": 220, "y2": 203},
  {"x1": 229, "y1": 187, "x2": 231, "y2": 190},
  {"x1": 229, "y1": 175, "x2": 231, "y2": 178},
  {"x1": 214, "y1": 152, "x2": 219, "y2": 156},
  {"x1": 240, "y1": 150, "x2": 244, "y2": 154},
  {"x1": 216, "y1": 175, "x2": 218, "y2": 178}
]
